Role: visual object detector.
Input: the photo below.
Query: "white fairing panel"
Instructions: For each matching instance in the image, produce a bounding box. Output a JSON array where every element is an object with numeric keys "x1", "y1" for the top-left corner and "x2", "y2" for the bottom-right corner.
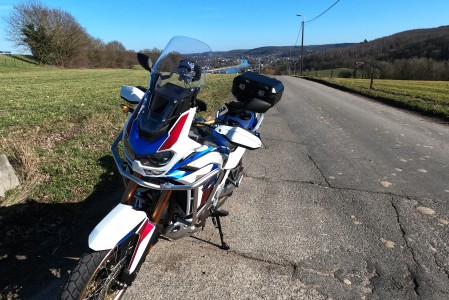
[
  {"x1": 89, "y1": 204, "x2": 147, "y2": 251},
  {"x1": 176, "y1": 164, "x2": 213, "y2": 185},
  {"x1": 224, "y1": 147, "x2": 246, "y2": 169},
  {"x1": 215, "y1": 125, "x2": 261, "y2": 149},
  {"x1": 187, "y1": 152, "x2": 225, "y2": 169},
  {"x1": 120, "y1": 85, "x2": 145, "y2": 104}
]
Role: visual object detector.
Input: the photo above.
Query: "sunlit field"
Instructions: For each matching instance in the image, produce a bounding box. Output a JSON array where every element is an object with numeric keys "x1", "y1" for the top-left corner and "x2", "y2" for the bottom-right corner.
[
  {"x1": 310, "y1": 77, "x2": 449, "y2": 119},
  {"x1": 0, "y1": 63, "x2": 235, "y2": 205}
]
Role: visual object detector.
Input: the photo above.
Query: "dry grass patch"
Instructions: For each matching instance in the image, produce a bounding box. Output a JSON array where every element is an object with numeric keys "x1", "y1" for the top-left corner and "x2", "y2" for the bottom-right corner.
[{"x1": 1, "y1": 138, "x2": 46, "y2": 206}]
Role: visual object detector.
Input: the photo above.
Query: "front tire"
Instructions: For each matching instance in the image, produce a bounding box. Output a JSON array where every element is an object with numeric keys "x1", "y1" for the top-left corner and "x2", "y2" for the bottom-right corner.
[{"x1": 61, "y1": 236, "x2": 136, "y2": 300}]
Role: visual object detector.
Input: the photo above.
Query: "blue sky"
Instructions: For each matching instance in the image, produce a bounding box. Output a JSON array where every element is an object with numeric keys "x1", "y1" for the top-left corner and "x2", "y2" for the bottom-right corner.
[{"x1": 1, "y1": 0, "x2": 448, "y2": 53}]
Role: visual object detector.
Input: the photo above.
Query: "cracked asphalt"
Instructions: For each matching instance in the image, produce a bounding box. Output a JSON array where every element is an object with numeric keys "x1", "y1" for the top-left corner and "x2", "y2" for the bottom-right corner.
[{"x1": 122, "y1": 77, "x2": 449, "y2": 300}]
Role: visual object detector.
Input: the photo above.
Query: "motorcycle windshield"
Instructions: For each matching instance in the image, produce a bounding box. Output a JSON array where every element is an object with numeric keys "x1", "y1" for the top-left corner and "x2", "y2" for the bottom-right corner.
[
  {"x1": 138, "y1": 36, "x2": 212, "y2": 142},
  {"x1": 151, "y1": 36, "x2": 212, "y2": 89}
]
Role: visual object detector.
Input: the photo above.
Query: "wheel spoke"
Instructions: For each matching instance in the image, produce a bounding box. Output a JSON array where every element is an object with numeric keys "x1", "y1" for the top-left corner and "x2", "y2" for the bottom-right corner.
[
  {"x1": 83, "y1": 238, "x2": 135, "y2": 299},
  {"x1": 61, "y1": 234, "x2": 138, "y2": 300}
]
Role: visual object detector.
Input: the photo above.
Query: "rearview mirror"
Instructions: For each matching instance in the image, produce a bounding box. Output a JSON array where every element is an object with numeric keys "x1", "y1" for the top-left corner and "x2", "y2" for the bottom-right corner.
[
  {"x1": 137, "y1": 53, "x2": 153, "y2": 72},
  {"x1": 120, "y1": 85, "x2": 145, "y2": 104}
]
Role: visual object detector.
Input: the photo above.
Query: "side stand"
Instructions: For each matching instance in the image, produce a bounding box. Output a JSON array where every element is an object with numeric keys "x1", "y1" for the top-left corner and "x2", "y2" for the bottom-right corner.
[{"x1": 211, "y1": 210, "x2": 230, "y2": 250}]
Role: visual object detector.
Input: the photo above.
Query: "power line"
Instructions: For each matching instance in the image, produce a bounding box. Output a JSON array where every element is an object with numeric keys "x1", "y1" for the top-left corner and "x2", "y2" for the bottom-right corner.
[
  {"x1": 305, "y1": 0, "x2": 341, "y2": 24},
  {"x1": 294, "y1": 22, "x2": 303, "y2": 46}
]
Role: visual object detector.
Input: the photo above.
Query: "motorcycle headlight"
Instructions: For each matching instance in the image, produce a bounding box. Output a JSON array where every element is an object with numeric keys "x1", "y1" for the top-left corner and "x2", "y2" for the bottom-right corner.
[{"x1": 139, "y1": 150, "x2": 174, "y2": 168}]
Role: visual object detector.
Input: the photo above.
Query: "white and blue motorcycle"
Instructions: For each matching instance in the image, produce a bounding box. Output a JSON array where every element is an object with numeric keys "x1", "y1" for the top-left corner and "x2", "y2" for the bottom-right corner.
[{"x1": 61, "y1": 36, "x2": 283, "y2": 300}]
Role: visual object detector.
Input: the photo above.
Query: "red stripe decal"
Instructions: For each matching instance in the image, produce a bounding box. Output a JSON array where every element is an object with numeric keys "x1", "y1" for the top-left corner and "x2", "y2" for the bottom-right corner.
[
  {"x1": 128, "y1": 220, "x2": 155, "y2": 269},
  {"x1": 139, "y1": 220, "x2": 155, "y2": 239},
  {"x1": 158, "y1": 112, "x2": 189, "y2": 151}
]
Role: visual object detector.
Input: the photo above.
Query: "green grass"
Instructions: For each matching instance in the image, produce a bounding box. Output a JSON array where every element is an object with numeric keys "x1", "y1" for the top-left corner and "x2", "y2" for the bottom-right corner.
[
  {"x1": 307, "y1": 77, "x2": 449, "y2": 119},
  {"x1": 200, "y1": 74, "x2": 236, "y2": 118},
  {"x1": 0, "y1": 54, "x2": 39, "y2": 69},
  {"x1": 303, "y1": 68, "x2": 353, "y2": 78},
  {"x1": 0, "y1": 66, "x2": 235, "y2": 205}
]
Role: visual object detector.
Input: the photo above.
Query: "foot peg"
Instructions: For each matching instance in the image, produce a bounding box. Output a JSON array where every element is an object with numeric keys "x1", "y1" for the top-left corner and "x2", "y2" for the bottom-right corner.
[{"x1": 211, "y1": 209, "x2": 229, "y2": 217}]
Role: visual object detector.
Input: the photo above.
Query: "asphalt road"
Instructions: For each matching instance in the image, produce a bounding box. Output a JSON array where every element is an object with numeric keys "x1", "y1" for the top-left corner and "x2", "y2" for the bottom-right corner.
[{"x1": 119, "y1": 77, "x2": 449, "y2": 300}]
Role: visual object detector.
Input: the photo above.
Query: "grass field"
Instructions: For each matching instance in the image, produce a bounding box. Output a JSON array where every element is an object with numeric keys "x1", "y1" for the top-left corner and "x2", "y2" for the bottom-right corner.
[
  {"x1": 3, "y1": 63, "x2": 447, "y2": 206},
  {"x1": 0, "y1": 65, "x2": 235, "y2": 205},
  {"x1": 307, "y1": 77, "x2": 449, "y2": 119},
  {"x1": 0, "y1": 54, "x2": 39, "y2": 68},
  {"x1": 303, "y1": 68, "x2": 353, "y2": 78}
]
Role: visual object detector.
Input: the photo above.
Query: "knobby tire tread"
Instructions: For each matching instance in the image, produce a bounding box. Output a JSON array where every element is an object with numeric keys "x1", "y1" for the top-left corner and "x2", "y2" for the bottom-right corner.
[{"x1": 60, "y1": 251, "x2": 107, "y2": 300}]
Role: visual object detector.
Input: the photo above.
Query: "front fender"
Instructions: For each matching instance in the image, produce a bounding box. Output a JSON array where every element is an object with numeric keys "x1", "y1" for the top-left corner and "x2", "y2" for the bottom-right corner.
[{"x1": 88, "y1": 204, "x2": 147, "y2": 251}]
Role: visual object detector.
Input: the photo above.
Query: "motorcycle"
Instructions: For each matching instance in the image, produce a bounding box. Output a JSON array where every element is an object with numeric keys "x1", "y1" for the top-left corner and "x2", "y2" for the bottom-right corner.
[{"x1": 60, "y1": 36, "x2": 284, "y2": 300}]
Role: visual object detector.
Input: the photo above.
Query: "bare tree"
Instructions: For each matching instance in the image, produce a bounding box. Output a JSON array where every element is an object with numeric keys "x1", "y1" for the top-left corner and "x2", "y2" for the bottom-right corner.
[
  {"x1": 4, "y1": 1, "x2": 90, "y2": 66},
  {"x1": 86, "y1": 37, "x2": 106, "y2": 68},
  {"x1": 5, "y1": 1, "x2": 52, "y2": 63},
  {"x1": 49, "y1": 9, "x2": 90, "y2": 67},
  {"x1": 104, "y1": 41, "x2": 126, "y2": 68},
  {"x1": 141, "y1": 48, "x2": 162, "y2": 65}
]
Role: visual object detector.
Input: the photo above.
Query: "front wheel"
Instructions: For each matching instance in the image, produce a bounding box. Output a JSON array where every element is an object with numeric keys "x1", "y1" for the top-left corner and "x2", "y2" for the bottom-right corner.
[{"x1": 61, "y1": 237, "x2": 136, "y2": 300}]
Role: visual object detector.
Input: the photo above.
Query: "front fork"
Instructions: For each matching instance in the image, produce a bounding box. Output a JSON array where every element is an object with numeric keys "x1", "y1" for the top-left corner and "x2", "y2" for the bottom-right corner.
[
  {"x1": 120, "y1": 173, "x2": 141, "y2": 205},
  {"x1": 121, "y1": 173, "x2": 173, "y2": 224},
  {"x1": 119, "y1": 175, "x2": 173, "y2": 285},
  {"x1": 120, "y1": 171, "x2": 228, "y2": 282}
]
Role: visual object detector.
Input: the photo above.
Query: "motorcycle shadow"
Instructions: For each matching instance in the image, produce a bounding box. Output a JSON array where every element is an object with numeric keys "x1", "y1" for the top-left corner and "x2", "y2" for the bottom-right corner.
[
  {"x1": 0, "y1": 155, "x2": 123, "y2": 300},
  {"x1": 190, "y1": 235, "x2": 223, "y2": 249}
]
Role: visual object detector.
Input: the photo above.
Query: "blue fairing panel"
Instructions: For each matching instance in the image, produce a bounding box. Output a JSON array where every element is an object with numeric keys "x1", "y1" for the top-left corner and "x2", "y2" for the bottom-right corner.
[
  {"x1": 166, "y1": 170, "x2": 190, "y2": 179},
  {"x1": 129, "y1": 120, "x2": 168, "y2": 156},
  {"x1": 168, "y1": 146, "x2": 213, "y2": 172}
]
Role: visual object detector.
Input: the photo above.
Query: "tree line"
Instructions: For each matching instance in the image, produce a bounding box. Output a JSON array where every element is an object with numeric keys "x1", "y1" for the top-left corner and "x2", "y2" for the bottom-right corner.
[
  {"x1": 301, "y1": 26, "x2": 449, "y2": 81},
  {"x1": 4, "y1": 1, "x2": 142, "y2": 68}
]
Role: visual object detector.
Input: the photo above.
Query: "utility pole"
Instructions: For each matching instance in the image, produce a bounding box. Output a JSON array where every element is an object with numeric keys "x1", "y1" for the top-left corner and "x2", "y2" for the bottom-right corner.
[
  {"x1": 297, "y1": 14, "x2": 305, "y2": 76},
  {"x1": 289, "y1": 47, "x2": 292, "y2": 74}
]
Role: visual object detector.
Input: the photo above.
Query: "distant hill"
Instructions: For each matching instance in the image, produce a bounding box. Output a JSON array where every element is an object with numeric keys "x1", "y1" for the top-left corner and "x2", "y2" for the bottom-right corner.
[
  {"x1": 214, "y1": 43, "x2": 355, "y2": 58},
  {"x1": 303, "y1": 25, "x2": 449, "y2": 70},
  {"x1": 211, "y1": 25, "x2": 449, "y2": 80},
  {"x1": 380, "y1": 26, "x2": 449, "y2": 60}
]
